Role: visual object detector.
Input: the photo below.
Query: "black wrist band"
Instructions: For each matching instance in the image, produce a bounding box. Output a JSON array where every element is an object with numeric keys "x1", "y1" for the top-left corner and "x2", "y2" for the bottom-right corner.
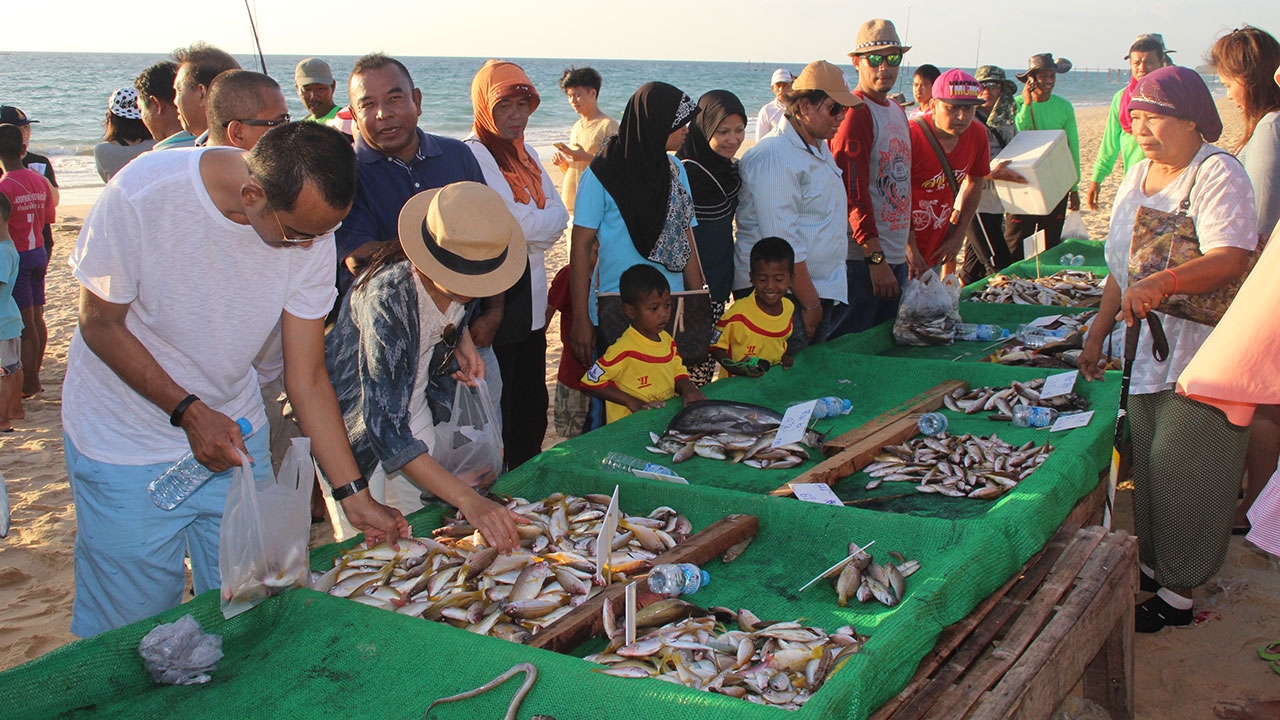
[
  {"x1": 169, "y1": 394, "x2": 200, "y2": 427},
  {"x1": 331, "y1": 476, "x2": 369, "y2": 502}
]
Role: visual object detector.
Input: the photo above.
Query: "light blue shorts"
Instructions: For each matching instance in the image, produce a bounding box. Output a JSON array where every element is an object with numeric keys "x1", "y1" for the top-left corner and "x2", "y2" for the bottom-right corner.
[{"x1": 66, "y1": 430, "x2": 271, "y2": 637}]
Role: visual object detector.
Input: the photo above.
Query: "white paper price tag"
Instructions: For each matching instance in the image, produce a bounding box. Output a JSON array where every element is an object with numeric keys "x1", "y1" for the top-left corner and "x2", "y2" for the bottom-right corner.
[
  {"x1": 772, "y1": 401, "x2": 815, "y2": 448},
  {"x1": 595, "y1": 486, "x2": 621, "y2": 582},
  {"x1": 1050, "y1": 410, "x2": 1094, "y2": 432},
  {"x1": 1028, "y1": 314, "x2": 1062, "y2": 327},
  {"x1": 1039, "y1": 370, "x2": 1078, "y2": 399},
  {"x1": 790, "y1": 483, "x2": 843, "y2": 506}
]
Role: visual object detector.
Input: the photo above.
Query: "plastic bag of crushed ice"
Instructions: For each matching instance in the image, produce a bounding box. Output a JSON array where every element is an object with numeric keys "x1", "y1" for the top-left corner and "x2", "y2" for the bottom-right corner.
[{"x1": 138, "y1": 614, "x2": 223, "y2": 685}]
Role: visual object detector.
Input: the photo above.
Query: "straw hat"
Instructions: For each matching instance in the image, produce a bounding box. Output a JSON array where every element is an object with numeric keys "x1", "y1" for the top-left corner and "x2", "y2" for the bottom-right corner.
[
  {"x1": 792, "y1": 61, "x2": 863, "y2": 108},
  {"x1": 398, "y1": 182, "x2": 527, "y2": 297},
  {"x1": 848, "y1": 19, "x2": 912, "y2": 55},
  {"x1": 1017, "y1": 54, "x2": 1072, "y2": 82}
]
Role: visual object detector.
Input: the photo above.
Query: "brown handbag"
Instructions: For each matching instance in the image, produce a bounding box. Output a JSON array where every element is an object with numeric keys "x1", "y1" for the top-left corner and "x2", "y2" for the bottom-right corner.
[
  {"x1": 1128, "y1": 152, "x2": 1258, "y2": 326},
  {"x1": 596, "y1": 288, "x2": 714, "y2": 365}
]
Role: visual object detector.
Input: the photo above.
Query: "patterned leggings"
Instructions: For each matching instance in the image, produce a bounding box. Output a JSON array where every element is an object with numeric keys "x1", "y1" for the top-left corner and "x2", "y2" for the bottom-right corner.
[{"x1": 1130, "y1": 390, "x2": 1250, "y2": 588}]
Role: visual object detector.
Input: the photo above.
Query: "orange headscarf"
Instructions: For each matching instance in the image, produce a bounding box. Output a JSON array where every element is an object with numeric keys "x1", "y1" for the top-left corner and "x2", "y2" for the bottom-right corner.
[{"x1": 471, "y1": 60, "x2": 546, "y2": 208}]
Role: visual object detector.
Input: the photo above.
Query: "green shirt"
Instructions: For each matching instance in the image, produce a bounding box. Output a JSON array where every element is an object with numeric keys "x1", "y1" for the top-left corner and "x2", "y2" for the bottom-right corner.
[
  {"x1": 1014, "y1": 93, "x2": 1080, "y2": 192},
  {"x1": 305, "y1": 106, "x2": 339, "y2": 123},
  {"x1": 1090, "y1": 88, "x2": 1145, "y2": 185}
]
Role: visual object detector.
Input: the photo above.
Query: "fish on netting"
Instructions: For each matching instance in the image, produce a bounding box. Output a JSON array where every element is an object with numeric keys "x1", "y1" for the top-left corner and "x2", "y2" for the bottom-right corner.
[
  {"x1": 313, "y1": 493, "x2": 692, "y2": 643},
  {"x1": 647, "y1": 401, "x2": 821, "y2": 470},
  {"x1": 585, "y1": 607, "x2": 866, "y2": 709},
  {"x1": 940, "y1": 380, "x2": 1089, "y2": 420},
  {"x1": 966, "y1": 270, "x2": 1106, "y2": 307},
  {"x1": 862, "y1": 432, "x2": 1052, "y2": 499}
]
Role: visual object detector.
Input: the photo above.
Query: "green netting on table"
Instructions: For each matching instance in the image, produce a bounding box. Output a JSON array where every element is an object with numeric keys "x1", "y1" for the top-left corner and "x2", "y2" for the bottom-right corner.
[
  {"x1": 4, "y1": 472, "x2": 1034, "y2": 720},
  {"x1": 842, "y1": 301, "x2": 1093, "y2": 362},
  {"x1": 553, "y1": 350, "x2": 1118, "y2": 496}
]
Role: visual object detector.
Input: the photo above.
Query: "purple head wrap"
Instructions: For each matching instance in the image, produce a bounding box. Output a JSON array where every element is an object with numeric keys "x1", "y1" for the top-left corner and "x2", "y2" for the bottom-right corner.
[{"x1": 1127, "y1": 65, "x2": 1222, "y2": 142}]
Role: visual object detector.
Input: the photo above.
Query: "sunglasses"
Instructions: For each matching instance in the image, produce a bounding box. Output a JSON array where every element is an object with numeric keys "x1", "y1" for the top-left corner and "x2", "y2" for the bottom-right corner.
[
  {"x1": 433, "y1": 323, "x2": 459, "y2": 377},
  {"x1": 222, "y1": 114, "x2": 291, "y2": 128},
  {"x1": 862, "y1": 53, "x2": 903, "y2": 68},
  {"x1": 823, "y1": 99, "x2": 847, "y2": 118},
  {"x1": 267, "y1": 204, "x2": 342, "y2": 244}
]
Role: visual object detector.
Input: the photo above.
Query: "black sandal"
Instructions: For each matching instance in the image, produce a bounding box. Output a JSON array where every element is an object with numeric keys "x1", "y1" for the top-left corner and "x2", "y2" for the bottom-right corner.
[{"x1": 1135, "y1": 594, "x2": 1193, "y2": 633}]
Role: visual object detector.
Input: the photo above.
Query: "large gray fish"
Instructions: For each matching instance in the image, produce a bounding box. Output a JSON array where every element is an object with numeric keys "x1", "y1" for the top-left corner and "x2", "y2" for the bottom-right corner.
[{"x1": 667, "y1": 401, "x2": 785, "y2": 436}]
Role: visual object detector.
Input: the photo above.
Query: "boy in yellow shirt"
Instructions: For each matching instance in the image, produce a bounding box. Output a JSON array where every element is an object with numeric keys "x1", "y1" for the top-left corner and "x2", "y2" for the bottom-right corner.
[
  {"x1": 582, "y1": 265, "x2": 705, "y2": 424},
  {"x1": 711, "y1": 237, "x2": 796, "y2": 377}
]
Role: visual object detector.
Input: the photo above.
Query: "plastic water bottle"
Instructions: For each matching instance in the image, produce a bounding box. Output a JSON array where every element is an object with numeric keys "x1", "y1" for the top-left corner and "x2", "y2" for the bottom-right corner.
[
  {"x1": 812, "y1": 397, "x2": 853, "y2": 419},
  {"x1": 1016, "y1": 324, "x2": 1071, "y2": 349},
  {"x1": 955, "y1": 323, "x2": 1009, "y2": 342},
  {"x1": 601, "y1": 452, "x2": 679, "y2": 479},
  {"x1": 149, "y1": 418, "x2": 253, "y2": 510},
  {"x1": 1012, "y1": 406, "x2": 1060, "y2": 428},
  {"x1": 647, "y1": 563, "x2": 710, "y2": 597},
  {"x1": 917, "y1": 412, "x2": 948, "y2": 437}
]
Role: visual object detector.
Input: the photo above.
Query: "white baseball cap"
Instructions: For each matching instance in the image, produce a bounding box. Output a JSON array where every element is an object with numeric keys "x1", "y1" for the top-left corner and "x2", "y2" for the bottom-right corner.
[{"x1": 771, "y1": 68, "x2": 794, "y2": 85}]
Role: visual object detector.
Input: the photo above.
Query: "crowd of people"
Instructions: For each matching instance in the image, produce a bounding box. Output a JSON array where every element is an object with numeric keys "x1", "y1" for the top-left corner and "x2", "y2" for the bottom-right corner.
[{"x1": 1, "y1": 24, "x2": 1278, "y2": 663}]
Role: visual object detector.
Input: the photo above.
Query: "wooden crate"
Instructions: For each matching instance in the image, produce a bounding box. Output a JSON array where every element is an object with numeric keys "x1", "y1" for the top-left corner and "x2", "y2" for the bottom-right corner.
[{"x1": 871, "y1": 516, "x2": 1137, "y2": 720}]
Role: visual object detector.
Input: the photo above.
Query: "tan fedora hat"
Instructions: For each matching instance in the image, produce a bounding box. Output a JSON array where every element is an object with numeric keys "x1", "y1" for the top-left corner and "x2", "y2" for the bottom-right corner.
[
  {"x1": 849, "y1": 19, "x2": 912, "y2": 56},
  {"x1": 793, "y1": 60, "x2": 863, "y2": 108},
  {"x1": 398, "y1": 182, "x2": 527, "y2": 298}
]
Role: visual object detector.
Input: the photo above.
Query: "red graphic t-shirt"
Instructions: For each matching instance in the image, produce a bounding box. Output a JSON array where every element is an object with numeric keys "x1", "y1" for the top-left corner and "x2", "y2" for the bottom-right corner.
[
  {"x1": 908, "y1": 116, "x2": 991, "y2": 263},
  {"x1": 0, "y1": 168, "x2": 55, "y2": 253}
]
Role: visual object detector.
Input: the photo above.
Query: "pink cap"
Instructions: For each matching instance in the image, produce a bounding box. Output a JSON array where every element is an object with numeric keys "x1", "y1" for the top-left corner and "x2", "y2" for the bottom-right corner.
[{"x1": 932, "y1": 69, "x2": 984, "y2": 106}]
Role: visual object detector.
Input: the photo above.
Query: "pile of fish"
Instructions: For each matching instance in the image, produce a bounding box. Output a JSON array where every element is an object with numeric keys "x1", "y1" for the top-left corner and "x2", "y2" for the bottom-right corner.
[
  {"x1": 862, "y1": 433, "x2": 1053, "y2": 499},
  {"x1": 822, "y1": 544, "x2": 921, "y2": 608},
  {"x1": 313, "y1": 493, "x2": 692, "y2": 642},
  {"x1": 646, "y1": 400, "x2": 820, "y2": 470},
  {"x1": 942, "y1": 380, "x2": 1088, "y2": 421},
  {"x1": 967, "y1": 270, "x2": 1106, "y2": 307},
  {"x1": 586, "y1": 605, "x2": 864, "y2": 709}
]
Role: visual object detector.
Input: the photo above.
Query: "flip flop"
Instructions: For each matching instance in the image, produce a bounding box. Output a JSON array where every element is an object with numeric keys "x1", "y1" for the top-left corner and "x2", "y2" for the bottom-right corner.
[{"x1": 1259, "y1": 641, "x2": 1280, "y2": 662}]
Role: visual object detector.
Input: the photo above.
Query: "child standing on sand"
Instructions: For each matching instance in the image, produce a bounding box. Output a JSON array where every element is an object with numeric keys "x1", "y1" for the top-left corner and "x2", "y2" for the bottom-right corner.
[
  {"x1": 711, "y1": 237, "x2": 797, "y2": 377},
  {"x1": 581, "y1": 264, "x2": 705, "y2": 424},
  {"x1": 0, "y1": 195, "x2": 22, "y2": 431}
]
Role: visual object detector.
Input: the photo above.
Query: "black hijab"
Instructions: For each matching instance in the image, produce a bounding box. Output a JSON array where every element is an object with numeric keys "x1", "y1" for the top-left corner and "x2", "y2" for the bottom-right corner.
[
  {"x1": 590, "y1": 82, "x2": 698, "y2": 258},
  {"x1": 676, "y1": 90, "x2": 745, "y2": 223}
]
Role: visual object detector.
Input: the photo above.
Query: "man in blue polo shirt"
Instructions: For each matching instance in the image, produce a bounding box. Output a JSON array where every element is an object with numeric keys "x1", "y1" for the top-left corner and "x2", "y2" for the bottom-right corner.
[{"x1": 335, "y1": 53, "x2": 504, "y2": 411}]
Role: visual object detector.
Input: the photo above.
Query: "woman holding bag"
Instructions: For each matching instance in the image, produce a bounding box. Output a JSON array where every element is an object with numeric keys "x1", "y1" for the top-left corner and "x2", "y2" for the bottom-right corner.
[
  {"x1": 1077, "y1": 66, "x2": 1258, "y2": 632},
  {"x1": 568, "y1": 82, "x2": 705, "y2": 376},
  {"x1": 323, "y1": 182, "x2": 529, "y2": 550}
]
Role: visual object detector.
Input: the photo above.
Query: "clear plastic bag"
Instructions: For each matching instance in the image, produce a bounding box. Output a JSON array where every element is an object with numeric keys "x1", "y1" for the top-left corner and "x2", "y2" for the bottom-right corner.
[
  {"x1": 431, "y1": 377, "x2": 504, "y2": 493},
  {"x1": 218, "y1": 437, "x2": 314, "y2": 619},
  {"x1": 893, "y1": 269, "x2": 963, "y2": 346},
  {"x1": 1062, "y1": 210, "x2": 1089, "y2": 241},
  {"x1": 138, "y1": 614, "x2": 223, "y2": 685}
]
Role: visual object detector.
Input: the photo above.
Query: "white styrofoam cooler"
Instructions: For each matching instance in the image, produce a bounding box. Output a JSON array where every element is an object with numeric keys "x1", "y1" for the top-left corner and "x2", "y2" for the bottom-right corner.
[{"x1": 987, "y1": 129, "x2": 1076, "y2": 216}]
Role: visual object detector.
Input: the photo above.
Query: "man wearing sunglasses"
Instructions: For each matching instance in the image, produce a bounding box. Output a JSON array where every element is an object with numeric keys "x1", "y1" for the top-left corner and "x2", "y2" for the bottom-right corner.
[
  {"x1": 62, "y1": 123, "x2": 410, "y2": 637},
  {"x1": 206, "y1": 70, "x2": 291, "y2": 151},
  {"x1": 830, "y1": 18, "x2": 920, "y2": 338}
]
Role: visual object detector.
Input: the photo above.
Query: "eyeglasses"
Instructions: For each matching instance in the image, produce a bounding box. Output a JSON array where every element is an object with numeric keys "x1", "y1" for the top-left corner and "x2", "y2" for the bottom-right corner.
[
  {"x1": 861, "y1": 53, "x2": 903, "y2": 68},
  {"x1": 823, "y1": 99, "x2": 847, "y2": 118},
  {"x1": 433, "y1": 323, "x2": 459, "y2": 377},
  {"x1": 222, "y1": 114, "x2": 291, "y2": 128},
  {"x1": 267, "y1": 204, "x2": 342, "y2": 244}
]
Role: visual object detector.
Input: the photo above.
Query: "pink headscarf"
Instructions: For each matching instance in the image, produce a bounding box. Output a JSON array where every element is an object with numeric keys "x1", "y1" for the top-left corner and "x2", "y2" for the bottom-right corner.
[{"x1": 1127, "y1": 65, "x2": 1223, "y2": 142}]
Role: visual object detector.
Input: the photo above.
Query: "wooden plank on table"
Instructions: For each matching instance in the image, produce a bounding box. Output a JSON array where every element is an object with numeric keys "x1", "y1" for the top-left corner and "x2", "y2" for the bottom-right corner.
[
  {"x1": 527, "y1": 514, "x2": 759, "y2": 654},
  {"x1": 873, "y1": 524, "x2": 1079, "y2": 720},
  {"x1": 919, "y1": 527, "x2": 1107, "y2": 720},
  {"x1": 771, "y1": 415, "x2": 922, "y2": 496},
  {"x1": 972, "y1": 532, "x2": 1137, "y2": 720},
  {"x1": 821, "y1": 380, "x2": 969, "y2": 456}
]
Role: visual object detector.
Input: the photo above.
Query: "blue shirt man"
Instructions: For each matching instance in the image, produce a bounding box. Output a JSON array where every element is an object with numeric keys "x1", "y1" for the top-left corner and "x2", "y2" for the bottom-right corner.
[{"x1": 336, "y1": 54, "x2": 485, "y2": 296}]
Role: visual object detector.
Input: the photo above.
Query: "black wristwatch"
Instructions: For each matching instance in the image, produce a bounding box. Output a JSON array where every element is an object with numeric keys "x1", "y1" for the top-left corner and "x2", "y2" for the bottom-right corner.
[
  {"x1": 331, "y1": 475, "x2": 369, "y2": 502},
  {"x1": 865, "y1": 250, "x2": 886, "y2": 265}
]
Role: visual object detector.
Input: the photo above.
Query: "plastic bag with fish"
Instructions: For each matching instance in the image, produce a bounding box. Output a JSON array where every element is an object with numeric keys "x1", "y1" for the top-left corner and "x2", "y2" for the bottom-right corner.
[{"x1": 893, "y1": 270, "x2": 962, "y2": 346}]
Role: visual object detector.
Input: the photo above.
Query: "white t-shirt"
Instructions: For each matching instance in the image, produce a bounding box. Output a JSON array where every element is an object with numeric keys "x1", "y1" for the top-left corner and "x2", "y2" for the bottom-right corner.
[
  {"x1": 756, "y1": 99, "x2": 786, "y2": 141},
  {"x1": 1104, "y1": 144, "x2": 1258, "y2": 395},
  {"x1": 463, "y1": 138, "x2": 568, "y2": 332},
  {"x1": 63, "y1": 147, "x2": 339, "y2": 464}
]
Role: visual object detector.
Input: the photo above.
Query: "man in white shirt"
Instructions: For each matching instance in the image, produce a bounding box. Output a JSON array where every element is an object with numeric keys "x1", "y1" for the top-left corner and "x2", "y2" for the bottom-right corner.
[
  {"x1": 63, "y1": 123, "x2": 409, "y2": 636},
  {"x1": 755, "y1": 68, "x2": 793, "y2": 141}
]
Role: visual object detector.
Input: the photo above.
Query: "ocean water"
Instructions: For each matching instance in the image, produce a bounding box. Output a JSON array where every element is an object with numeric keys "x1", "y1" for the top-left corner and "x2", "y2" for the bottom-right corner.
[{"x1": 1, "y1": 51, "x2": 1150, "y2": 203}]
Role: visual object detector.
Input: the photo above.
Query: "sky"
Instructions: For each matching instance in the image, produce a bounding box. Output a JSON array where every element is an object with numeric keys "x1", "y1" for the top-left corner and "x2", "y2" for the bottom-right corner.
[{"x1": 14, "y1": 0, "x2": 1280, "y2": 70}]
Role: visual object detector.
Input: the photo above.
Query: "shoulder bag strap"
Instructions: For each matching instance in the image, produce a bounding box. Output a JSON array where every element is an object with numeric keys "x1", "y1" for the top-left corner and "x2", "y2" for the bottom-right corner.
[
  {"x1": 1177, "y1": 150, "x2": 1233, "y2": 215},
  {"x1": 912, "y1": 117, "x2": 996, "y2": 270}
]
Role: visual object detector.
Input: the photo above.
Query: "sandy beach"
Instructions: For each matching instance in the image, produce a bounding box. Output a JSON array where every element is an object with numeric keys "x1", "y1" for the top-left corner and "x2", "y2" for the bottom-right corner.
[{"x1": 2, "y1": 100, "x2": 1278, "y2": 718}]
